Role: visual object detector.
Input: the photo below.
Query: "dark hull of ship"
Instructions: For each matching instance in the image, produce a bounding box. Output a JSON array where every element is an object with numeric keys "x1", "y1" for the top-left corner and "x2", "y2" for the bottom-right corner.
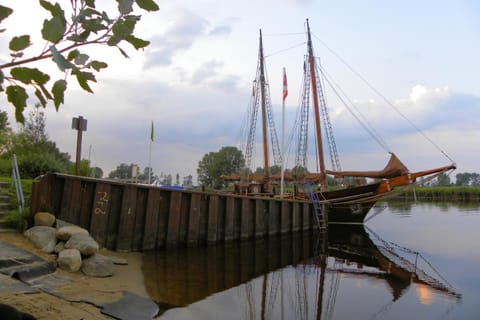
[{"x1": 318, "y1": 182, "x2": 381, "y2": 224}]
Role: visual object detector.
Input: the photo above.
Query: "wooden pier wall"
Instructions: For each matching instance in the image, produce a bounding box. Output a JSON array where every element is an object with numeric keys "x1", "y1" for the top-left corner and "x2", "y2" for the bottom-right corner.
[{"x1": 31, "y1": 173, "x2": 316, "y2": 251}]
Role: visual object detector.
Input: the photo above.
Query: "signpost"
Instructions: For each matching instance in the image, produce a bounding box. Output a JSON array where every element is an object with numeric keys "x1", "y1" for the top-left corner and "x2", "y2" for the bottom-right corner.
[{"x1": 72, "y1": 116, "x2": 87, "y2": 175}]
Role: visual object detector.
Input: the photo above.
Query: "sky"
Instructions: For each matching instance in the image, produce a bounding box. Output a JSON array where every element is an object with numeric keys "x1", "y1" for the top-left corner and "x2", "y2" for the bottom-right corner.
[{"x1": 1, "y1": 0, "x2": 479, "y2": 182}]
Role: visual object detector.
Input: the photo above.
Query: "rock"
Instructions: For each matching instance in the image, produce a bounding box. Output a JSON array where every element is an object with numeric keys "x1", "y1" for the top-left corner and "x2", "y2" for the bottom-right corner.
[
  {"x1": 24, "y1": 226, "x2": 57, "y2": 253},
  {"x1": 57, "y1": 249, "x2": 82, "y2": 272},
  {"x1": 34, "y1": 212, "x2": 56, "y2": 227},
  {"x1": 54, "y1": 241, "x2": 65, "y2": 253},
  {"x1": 110, "y1": 256, "x2": 128, "y2": 265},
  {"x1": 0, "y1": 303, "x2": 36, "y2": 320},
  {"x1": 55, "y1": 219, "x2": 75, "y2": 229},
  {"x1": 81, "y1": 254, "x2": 113, "y2": 277},
  {"x1": 64, "y1": 233, "x2": 99, "y2": 256},
  {"x1": 56, "y1": 225, "x2": 89, "y2": 241}
]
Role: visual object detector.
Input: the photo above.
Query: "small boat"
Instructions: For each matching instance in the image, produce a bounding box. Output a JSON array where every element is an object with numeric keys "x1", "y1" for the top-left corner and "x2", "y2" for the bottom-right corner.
[{"x1": 223, "y1": 20, "x2": 456, "y2": 224}]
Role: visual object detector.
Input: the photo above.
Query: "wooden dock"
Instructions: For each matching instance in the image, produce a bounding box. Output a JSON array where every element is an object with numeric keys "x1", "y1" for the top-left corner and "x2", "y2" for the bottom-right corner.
[{"x1": 31, "y1": 173, "x2": 317, "y2": 252}]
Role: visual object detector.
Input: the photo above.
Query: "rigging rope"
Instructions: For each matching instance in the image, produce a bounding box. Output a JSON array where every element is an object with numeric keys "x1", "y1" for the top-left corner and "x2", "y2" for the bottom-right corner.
[
  {"x1": 318, "y1": 64, "x2": 392, "y2": 153},
  {"x1": 311, "y1": 33, "x2": 456, "y2": 165},
  {"x1": 265, "y1": 41, "x2": 306, "y2": 58}
]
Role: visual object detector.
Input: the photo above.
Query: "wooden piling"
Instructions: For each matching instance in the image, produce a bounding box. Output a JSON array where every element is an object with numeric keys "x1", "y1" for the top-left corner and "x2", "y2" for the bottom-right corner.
[{"x1": 30, "y1": 173, "x2": 318, "y2": 252}]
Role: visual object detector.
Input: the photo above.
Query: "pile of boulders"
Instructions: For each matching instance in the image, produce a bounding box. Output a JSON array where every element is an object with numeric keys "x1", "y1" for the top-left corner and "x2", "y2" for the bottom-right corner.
[{"x1": 23, "y1": 212, "x2": 127, "y2": 277}]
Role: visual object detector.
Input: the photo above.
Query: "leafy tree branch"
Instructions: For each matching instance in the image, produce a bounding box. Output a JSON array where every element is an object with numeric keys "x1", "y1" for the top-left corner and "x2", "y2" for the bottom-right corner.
[{"x1": 0, "y1": 0, "x2": 159, "y2": 123}]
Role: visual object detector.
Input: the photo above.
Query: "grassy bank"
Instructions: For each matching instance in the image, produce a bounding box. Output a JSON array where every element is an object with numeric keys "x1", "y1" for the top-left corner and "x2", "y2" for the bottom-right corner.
[
  {"x1": 0, "y1": 176, "x2": 33, "y2": 230},
  {"x1": 391, "y1": 186, "x2": 480, "y2": 202}
]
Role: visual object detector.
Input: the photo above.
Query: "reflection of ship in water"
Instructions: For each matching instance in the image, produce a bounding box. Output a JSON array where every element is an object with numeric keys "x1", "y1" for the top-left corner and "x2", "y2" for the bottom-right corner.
[{"x1": 144, "y1": 225, "x2": 460, "y2": 318}]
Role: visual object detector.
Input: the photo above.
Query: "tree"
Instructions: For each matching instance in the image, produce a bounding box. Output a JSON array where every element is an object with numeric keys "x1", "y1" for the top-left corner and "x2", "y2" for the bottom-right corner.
[
  {"x1": 108, "y1": 163, "x2": 133, "y2": 179},
  {"x1": 2, "y1": 106, "x2": 71, "y2": 178},
  {"x1": 456, "y1": 173, "x2": 470, "y2": 186},
  {"x1": 138, "y1": 166, "x2": 157, "y2": 183},
  {"x1": 254, "y1": 165, "x2": 281, "y2": 175},
  {"x1": 0, "y1": 110, "x2": 12, "y2": 173},
  {"x1": 70, "y1": 159, "x2": 92, "y2": 177},
  {"x1": 0, "y1": 0, "x2": 159, "y2": 123},
  {"x1": 22, "y1": 103, "x2": 47, "y2": 143},
  {"x1": 435, "y1": 173, "x2": 451, "y2": 186},
  {"x1": 0, "y1": 110, "x2": 9, "y2": 132},
  {"x1": 456, "y1": 172, "x2": 480, "y2": 186},
  {"x1": 91, "y1": 166, "x2": 103, "y2": 178},
  {"x1": 197, "y1": 146, "x2": 245, "y2": 189},
  {"x1": 0, "y1": 110, "x2": 12, "y2": 155}
]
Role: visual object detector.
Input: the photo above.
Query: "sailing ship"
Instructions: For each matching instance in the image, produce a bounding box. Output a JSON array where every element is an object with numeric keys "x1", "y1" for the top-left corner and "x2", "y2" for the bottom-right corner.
[{"x1": 223, "y1": 19, "x2": 456, "y2": 224}]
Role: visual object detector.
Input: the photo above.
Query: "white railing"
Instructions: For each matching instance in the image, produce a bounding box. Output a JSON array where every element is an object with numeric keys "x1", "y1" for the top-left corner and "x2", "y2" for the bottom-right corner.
[{"x1": 11, "y1": 154, "x2": 24, "y2": 215}]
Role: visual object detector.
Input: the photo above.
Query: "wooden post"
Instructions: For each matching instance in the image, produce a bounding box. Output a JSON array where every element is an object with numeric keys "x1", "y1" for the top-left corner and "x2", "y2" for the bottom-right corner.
[{"x1": 72, "y1": 116, "x2": 87, "y2": 175}]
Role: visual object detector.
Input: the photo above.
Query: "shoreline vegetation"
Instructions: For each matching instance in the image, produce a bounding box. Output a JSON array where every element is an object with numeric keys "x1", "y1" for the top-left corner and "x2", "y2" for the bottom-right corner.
[{"x1": 389, "y1": 186, "x2": 480, "y2": 202}]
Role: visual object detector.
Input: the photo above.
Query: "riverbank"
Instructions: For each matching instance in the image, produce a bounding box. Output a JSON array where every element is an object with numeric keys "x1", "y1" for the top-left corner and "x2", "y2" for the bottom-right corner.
[
  {"x1": 388, "y1": 186, "x2": 480, "y2": 202},
  {"x1": 0, "y1": 231, "x2": 155, "y2": 320}
]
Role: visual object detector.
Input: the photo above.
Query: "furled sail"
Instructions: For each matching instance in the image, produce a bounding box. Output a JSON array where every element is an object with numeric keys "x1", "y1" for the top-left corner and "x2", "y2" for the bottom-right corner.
[{"x1": 326, "y1": 153, "x2": 409, "y2": 179}]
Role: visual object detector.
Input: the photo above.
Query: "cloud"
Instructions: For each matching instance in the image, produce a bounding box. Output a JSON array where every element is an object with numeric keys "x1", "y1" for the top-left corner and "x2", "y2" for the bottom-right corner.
[
  {"x1": 321, "y1": 86, "x2": 480, "y2": 171},
  {"x1": 191, "y1": 60, "x2": 224, "y2": 84},
  {"x1": 144, "y1": 8, "x2": 208, "y2": 67},
  {"x1": 208, "y1": 25, "x2": 232, "y2": 37}
]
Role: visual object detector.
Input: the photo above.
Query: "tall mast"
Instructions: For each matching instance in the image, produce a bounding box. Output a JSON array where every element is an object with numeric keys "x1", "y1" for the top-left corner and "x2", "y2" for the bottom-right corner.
[
  {"x1": 306, "y1": 19, "x2": 326, "y2": 187},
  {"x1": 259, "y1": 29, "x2": 270, "y2": 179}
]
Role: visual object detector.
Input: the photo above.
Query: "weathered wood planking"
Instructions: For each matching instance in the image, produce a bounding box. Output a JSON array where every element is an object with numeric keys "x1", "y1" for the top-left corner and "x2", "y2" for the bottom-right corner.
[{"x1": 31, "y1": 173, "x2": 317, "y2": 252}]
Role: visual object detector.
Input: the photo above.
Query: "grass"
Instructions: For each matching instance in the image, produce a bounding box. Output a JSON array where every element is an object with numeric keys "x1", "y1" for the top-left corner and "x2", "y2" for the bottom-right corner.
[
  {"x1": 392, "y1": 186, "x2": 480, "y2": 202},
  {"x1": 0, "y1": 176, "x2": 33, "y2": 230}
]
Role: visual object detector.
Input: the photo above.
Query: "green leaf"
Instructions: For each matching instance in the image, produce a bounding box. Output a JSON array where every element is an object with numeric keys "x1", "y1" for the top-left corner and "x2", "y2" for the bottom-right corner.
[
  {"x1": 42, "y1": 16, "x2": 66, "y2": 43},
  {"x1": 39, "y1": 0, "x2": 64, "y2": 17},
  {"x1": 135, "y1": 0, "x2": 159, "y2": 12},
  {"x1": 0, "y1": 70, "x2": 3, "y2": 84},
  {"x1": 89, "y1": 60, "x2": 108, "y2": 71},
  {"x1": 67, "y1": 49, "x2": 79, "y2": 61},
  {"x1": 50, "y1": 45, "x2": 74, "y2": 71},
  {"x1": 72, "y1": 70, "x2": 95, "y2": 93},
  {"x1": 117, "y1": 47, "x2": 130, "y2": 58},
  {"x1": 124, "y1": 14, "x2": 141, "y2": 22},
  {"x1": 101, "y1": 11, "x2": 112, "y2": 23},
  {"x1": 112, "y1": 18, "x2": 136, "y2": 38},
  {"x1": 80, "y1": 8, "x2": 100, "y2": 17},
  {"x1": 52, "y1": 79, "x2": 67, "y2": 110},
  {"x1": 67, "y1": 30, "x2": 91, "y2": 42},
  {"x1": 117, "y1": 0, "x2": 134, "y2": 15},
  {"x1": 85, "y1": 0, "x2": 95, "y2": 7},
  {"x1": 6, "y1": 85, "x2": 28, "y2": 123},
  {"x1": 10, "y1": 52, "x2": 24, "y2": 59},
  {"x1": 0, "y1": 5, "x2": 13, "y2": 23},
  {"x1": 35, "y1": 89, "x2": 47, "y2": 108},
  {"x1": 9, "y1": 35, "x2": 31, "y2": 51},
  {"x1": 11, "y1": 67, "x2": 50, "y2": 85},
  {"x1": 81, "y1": 19, "x2": 107, "y2": 33},
  {"x1": 107, "y1": 34, "x2": 122, "y2": 47},
  {"x1": 39, "y1": 84, "x2": 53, "y2": 103},
  {"x1": 75, "y1": 53, "x2": 89, "y2": 65},
  {"x1": 125, "y1": 35, "x2": 149, "y2": 49}
]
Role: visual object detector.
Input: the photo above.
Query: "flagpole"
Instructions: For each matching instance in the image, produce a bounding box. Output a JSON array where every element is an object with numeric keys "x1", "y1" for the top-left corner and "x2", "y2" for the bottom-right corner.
[
  {"x1": 149, "y1": 121, "x2": 154, "y2": 184},
  {"x1": 148, "y1": 140, "x2": 152, "y2": 184},
  {"x1": 281, "y1": 67, "x2": 287, "y2": 198}
]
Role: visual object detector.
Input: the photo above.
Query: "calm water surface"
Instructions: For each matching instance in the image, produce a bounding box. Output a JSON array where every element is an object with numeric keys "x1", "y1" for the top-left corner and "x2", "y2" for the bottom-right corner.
[{"x1": 143, "y1": 202, "x2": 480, "y2": 319}]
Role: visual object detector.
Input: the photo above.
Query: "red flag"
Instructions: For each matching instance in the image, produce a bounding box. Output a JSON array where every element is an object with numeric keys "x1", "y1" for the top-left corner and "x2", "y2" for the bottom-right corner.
[{"x1": 282, "y1": 67, "x2": 288, "y2": 101}]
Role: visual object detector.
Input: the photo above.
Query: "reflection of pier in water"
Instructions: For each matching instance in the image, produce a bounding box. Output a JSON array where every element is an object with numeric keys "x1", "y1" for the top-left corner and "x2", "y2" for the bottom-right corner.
[
  {"x1": 143, "y1": 230, "x2": 320, "y2": 308},
  {"x1": 143, "y1": 225, "x2": 460, "y2": 317}
]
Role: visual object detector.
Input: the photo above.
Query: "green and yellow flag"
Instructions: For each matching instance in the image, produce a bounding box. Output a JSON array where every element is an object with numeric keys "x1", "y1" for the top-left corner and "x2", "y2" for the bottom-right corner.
[{"x1": 150, "y1": 121, "x2": 154, "y2": 142}]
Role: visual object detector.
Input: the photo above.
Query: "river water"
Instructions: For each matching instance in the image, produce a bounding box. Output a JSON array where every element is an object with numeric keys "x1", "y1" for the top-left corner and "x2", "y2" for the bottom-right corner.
[{"x1": 143, "y1": 202, "x2": 480, "y2": 319}]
